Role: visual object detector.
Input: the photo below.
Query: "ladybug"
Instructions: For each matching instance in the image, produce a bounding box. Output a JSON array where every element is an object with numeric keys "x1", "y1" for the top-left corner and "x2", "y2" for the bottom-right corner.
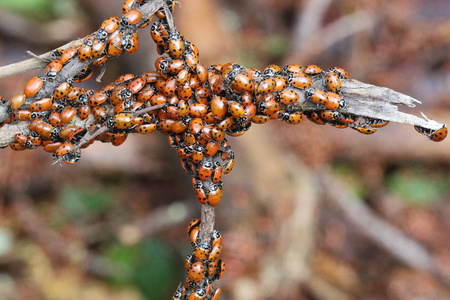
[
  {"x1": 45, "y1": 60, "x2": 63, "y2": 80},
  {"x1": 27, "y1": 97, "x2": 51, "y2": 112},
  {"x1": 207, "y1": 184, "x2": 223, "y2": 206},
  {"x1": 330, "y1": 66, "x2": 350, "y2": 79},
  {"x1": 244, "y1": 103, "x2": 257, "y2": 120},
  {"x1": 278, "y1": 89, "x2": 299, "y2": 105},
  {"x1": 352, "y1": 124, "x2": 377, "y2": 135},
  {"x1": 210, "y1": 288, "x2": 222, "y2": 300},
  {"x1": 251, "y1": 114, "x2": 270, "y2": 124},
  {"x1": 150, "y1": 22, "x2": 165, "y2": 45},
  {"x1": 110, "y1": 88, "x2": 128, "y2": 105},
  {"x1": 186, "y1": 219, "x2": 201, "y2": 236},
  {"x1": 223, "y1": 154, "x2": 235, "y2": 174},
  {"x1": 213, "y1": 259, "x2": 226, "y2": 281},
  {"x1": 288, "y1": 73, "x2": 312, "y2": 89},
  {"x1": 211, "y1": 230, "x2": 222, "y2": 248},
  {"x1": 166, "y1": 105, "x2": 180, "y2": 120},
  {"x1": 59, "y1": 126, "x2": 78, "y2": 141},
  {"x1": 166, "y1": 59, "x2": 185, "y2": 75},
  {"x1": 180, "y1": 158, "x2": 194, "y2": 175},
  {"x1": 100, "y1": 16, "x2": 120, "y2": 33},
  {"x1": 115, "y1": 73, "x2": 135, "y2": 85},
  {"x1": 159, "y1": 119, "x2": 175, "y2": 132},
  {"x1": 77, "y1": 105, "x2": 91, "y2": 120},
  {"x1": 171, "y1": 120, "x2": 189, "y2": 134},
  {"x1": 33, "y1": 121, "x2": 55, "y2": 140},
  {"x1": 127, "y1": 77, "x2": 146, "y2": 94},
  {"x1": 304, "y1": 64, "x2": 323, "y2": 75},
  {"x1": 121, "y1": 9, "x2": 142, "y2": 26},
  {"x1": 53, "y1": 81, "x2": 72, "y2": 100},
  {"x1": 14, "y1": 133, "x2": 28, "y2": 147},
  {"x1": 194, "y1": 241, "x2": 211, "y2": 261},
  {"x1": 431, "y1": 126, "x2": 448, "y2": 142},
  {"x1": 107, "y1": 33, "x2": 125, "y2": 57},
  {"x1": 54, "y1": 142, "x2": 74, "y2": 156},
  {"x1": 43, "y1": 142, "x2": 62, "y2": 153},
  {"x1": 172, "y1": 285, "x2": 185, "y2": 300},
  {"x1": 177, "y1": 83, "x2": 193, "y2": 101},
  {"x1": 188, "y1": 262, "x2": 205, "y2": 283},
  {"x1": 88, "y1": 90, "x2": 109, "y2": 106},
  {"x1": 175, "y1": 69, "x2": 191, "y2": 86},
  {"x1": 272, "y1": 76, "x2": 288, "y2": 91},
  {"x1": 78, "y1": 37, "x2": 93, "y2": 62},
  {"x1": 324, "y1": 92, "x2": 342, "y2": 110},
  {"x1": 60, "y1": 47, "x2": 78, "y2": 64},
  {"x1": 60, "y1": 106, "x2": 77, "y2": 124},
  {"x1": 228, "y1": 101, "x2": 245, "y2": 120},
  {"x1": 197, "y1": 160, "x2": 213, "y2": 181},
  {"x1": 123, "y1": 32, "x2": 139, "y2": 54},
  {"x1": 232, "y1": 72, "x2": 254, "y2": 93},
  {"x1": 211, "y1": 127, "x2": 225, "y2": 141},
  {"x1": 285, "y1": 112, "x2": 303, "y2": 124},
  {"x1": 9, "y1": 143, "x2": 26, "y2": 151},
  {"x1": 208, "y1": 242, "x2": 222, "y2": 262},
  {"x1": 178, "y1": 100, "x2": 190, "y2": 117},
  {"x1": 182, "y1": 132, "x2": 196, "y2": 147},
  {"x1": 67, "y1": 128, "x2": 87, "y2": 144},
  {"x1": 365, "y1": 117, "x2": 389, "y2": 128},
  {"x1": 92, "y1": 106, "x2": 108, "y2": 122},
  {"x1": 217, "y1": 117, "x2": 233, "y2": 130},
  {"x1": 196, "y1": 64, "x2": 208, "y2": 83},
  {"x1": 111, "y1": 133, "x2": 128, "y2": 146},
  {"x1": 319, "y1": 110, "x2": 338, "y2": 121},
  {"x1": 66, "y1": 86, "x2": 83, "y2": 101},
  {"x1": 194, "y1": 86, "x2": 210, "y2": 104},
  {"x1": 90, "y1": 38, "x2": 106, "y2": 59},
  {"x1": 259, "y1": 97, "x2": 280, "y2": 116},
  {"x1": 184, "y1": 49, "x2": 200, "y2": 71},
  {"x1": 191, "y1": 146, "x2": 205, "y2": 164},
  {"x1": 189, "y1": 103, "x2": 208, "y2": 118},
  {"x1": 8, "y1": 94, "x2": 26, "y2": 110},
  {"x1": 168, "y1": 31, "x2": 185, "y2": 59},
  {"x1": 162, "y1": 76, "x2": 177, "y2": 96},
  {"x1": 189, "y1": 118, "x2": 204, "y2": 135},
  {"x1": 12, "y1": 110, "x2": 31, "y2": 121},
  {"x1": 24, "y1": 76, "x2": 45, "y2": 98},
  {"x1": 305, "y1": 111, "x2": 326, "y2": 125},
  {"x1": 212, "y1": 162, "x2": 223, "y2": 183},
  {"x1": 306, "y1": 88, "x2": 328, "y2": 106},
  {"x1": 325, "y1": 71, "x2": 342, "y2": 93},
  {"x1": 263, "y1": 64, "x2": 281, "y2": 77},
  {"x1": 337, "y1": 113, "x2": 357, "y2": 124},
  {"x1": 256, "y1": 78, "x2": 276, "y2": 95},
  {"x1": 204, "y1": 140, "x2": 221, "y2": 157},
  {"x1": 122, "y1": 0, "x2": 138, "y2": 13},
  {"x1": 73, "y1": 67, "x2": 93, "y2": 83},
  {"x1": 209, "y1": 74, "x2": 225, "y2": 95},
  {"x1": 194, "y1": 181, "x2": 208, "y2": 205},
  {"x1": 281, "y1": 64, "x2": 304, "y2": 75},
  {"x1": 187, "y1": 288, "x2": 206, "y2": 300},
  {"x1": 140, "y1": 71, "x2": 159, "y2": 84}
]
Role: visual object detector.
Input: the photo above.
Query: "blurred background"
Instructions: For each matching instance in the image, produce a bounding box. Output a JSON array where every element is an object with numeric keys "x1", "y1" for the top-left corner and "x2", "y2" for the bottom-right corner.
[{"x1": 0, "y1": 0, "x2": 449, "y2": 299}]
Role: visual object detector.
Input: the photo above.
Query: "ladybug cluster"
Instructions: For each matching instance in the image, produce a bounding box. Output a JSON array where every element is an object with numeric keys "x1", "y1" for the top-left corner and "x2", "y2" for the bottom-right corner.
[
  {"x1": 173, "y1": 219, "x2": 224, "y2": 300},
  {"x1": 0, "y1": 0, "x2": 448, "y2": 298}
]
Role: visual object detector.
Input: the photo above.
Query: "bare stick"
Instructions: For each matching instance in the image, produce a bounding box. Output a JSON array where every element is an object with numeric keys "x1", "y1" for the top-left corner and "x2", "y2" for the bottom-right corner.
[
  {"x1": 0, "y1": 78, "x2": 445, "y2": 148},
  {"x1": 318, "y1": 169, "x2": 449, "y2": 285},
  {"x1": 0, "y1": 39, "x2": 84, "y2": 79},
  {"x1": 0, "y1": 0, "x2": 166, "y2": 104},
  {"x1": 199, "y1": 205, "x2": 215, "y2": 243}
]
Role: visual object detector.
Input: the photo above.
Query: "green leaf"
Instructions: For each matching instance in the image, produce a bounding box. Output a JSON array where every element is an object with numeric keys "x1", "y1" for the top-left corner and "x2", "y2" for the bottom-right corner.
[
  {"x1": 386, "y1": 168, "x2": 446, "y2": 206},
  {"x1": 59, "y1": 186, "x2": 114, "y2": 222}
]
